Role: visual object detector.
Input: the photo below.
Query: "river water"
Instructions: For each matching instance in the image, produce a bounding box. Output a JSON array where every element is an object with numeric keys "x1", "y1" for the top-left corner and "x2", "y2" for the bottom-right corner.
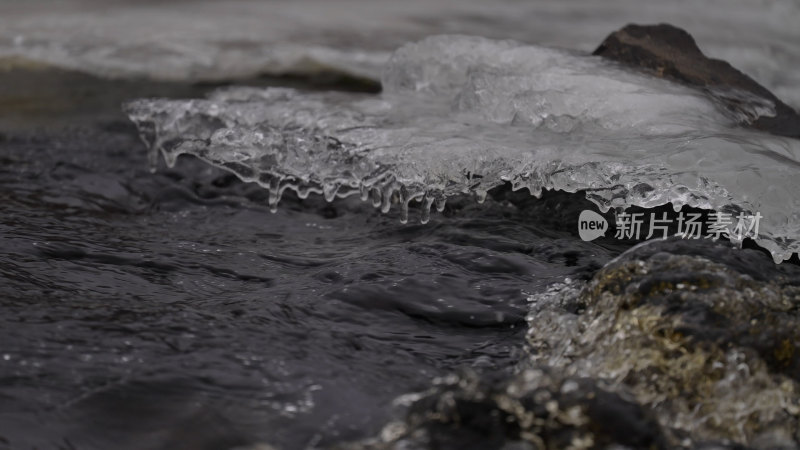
[{"x1": 1, "y1": 1, "x2": 799, "y2": 449}]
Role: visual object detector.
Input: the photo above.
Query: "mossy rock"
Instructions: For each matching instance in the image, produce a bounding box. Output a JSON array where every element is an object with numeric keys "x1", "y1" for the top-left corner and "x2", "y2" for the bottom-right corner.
[{"x1": 528, "y1": 238, "x2": 800, "y2": 447}]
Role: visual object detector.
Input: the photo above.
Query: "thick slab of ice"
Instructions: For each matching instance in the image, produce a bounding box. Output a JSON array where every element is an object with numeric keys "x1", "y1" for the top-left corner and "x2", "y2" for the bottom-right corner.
[{"x1": 126, "y1": 35, "x2": 800, "y2": 262}]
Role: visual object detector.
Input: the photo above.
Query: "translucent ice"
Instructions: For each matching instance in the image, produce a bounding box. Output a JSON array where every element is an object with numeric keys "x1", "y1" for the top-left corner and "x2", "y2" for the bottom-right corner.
[{"x1": 126, "y1": 35, "x2": 800, "y2": 262}]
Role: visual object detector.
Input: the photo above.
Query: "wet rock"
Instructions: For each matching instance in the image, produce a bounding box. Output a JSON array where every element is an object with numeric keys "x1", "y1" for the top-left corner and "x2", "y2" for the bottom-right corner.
[
  {"x1": 593, "y1": 24, "x2": 800, "y2": 138},
  {"x1": 341, "y1": 238, "x2": 799, "y2": 450},
  {"x1": 338, "y1": 368, "x2": 668, "y2": 450},
  {"x1": 527, "y1": 238, "x2": 800, "y2": 447}
]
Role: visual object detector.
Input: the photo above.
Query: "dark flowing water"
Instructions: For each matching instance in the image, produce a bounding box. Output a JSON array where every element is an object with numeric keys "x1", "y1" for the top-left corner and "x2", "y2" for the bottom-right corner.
[
  {"x1": 2, "y1": 1, "x2": 800, "y2": 447},
  {"x1": 0, "y1": 106, "x2": 620, "y2": 449}
]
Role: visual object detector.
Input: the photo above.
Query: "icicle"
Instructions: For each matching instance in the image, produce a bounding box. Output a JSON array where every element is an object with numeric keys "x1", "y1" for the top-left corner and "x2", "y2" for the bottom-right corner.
[
  {"x1": 297, "y1": 185, "x2": 310, "y2": 199},
  {"x1": 163, "y1": 149, "x2": 179, "y2": 169},
  {"x1": 420, "y1": 195, "x2": 434, "y2": 224},
  {"x1": 381, "y1": 184, "x2": 396, "y2": 213},
  {"x1": 400, "y1": 198, "x2": 410, "y2": 224},
  {"x1": 268, "y1": 177, "x2": 282, "y2": 213},
  {"x1": 475, "y1": 189, "x2": 487, "y2": 204},
  {"x1": 323, "y1": 183, "x2": 339, "y2": 202},
  {"x1": 434, "y1": 196, "x2": 447, "y2": 212},
  {"x1": 370, "y1": 188, "x2": 382, "y2": 208}
]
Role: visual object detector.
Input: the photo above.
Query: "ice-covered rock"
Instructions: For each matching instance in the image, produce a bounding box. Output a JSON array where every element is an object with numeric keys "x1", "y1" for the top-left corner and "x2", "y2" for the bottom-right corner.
[{"x1": 126, "y1": 35, "x2": 800, "y2": 262}]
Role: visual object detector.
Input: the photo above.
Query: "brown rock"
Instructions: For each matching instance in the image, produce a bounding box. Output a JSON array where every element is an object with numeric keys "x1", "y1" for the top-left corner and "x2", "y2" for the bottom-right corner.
[{"x1": 594, "y1": 23, "x2": 800, "y2": 138}]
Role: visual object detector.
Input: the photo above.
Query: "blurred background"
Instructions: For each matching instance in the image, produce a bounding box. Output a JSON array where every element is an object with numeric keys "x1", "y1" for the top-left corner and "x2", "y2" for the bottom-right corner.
[{"x1": 2, "y1": 0, "x2": 798, "y2": 130}]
